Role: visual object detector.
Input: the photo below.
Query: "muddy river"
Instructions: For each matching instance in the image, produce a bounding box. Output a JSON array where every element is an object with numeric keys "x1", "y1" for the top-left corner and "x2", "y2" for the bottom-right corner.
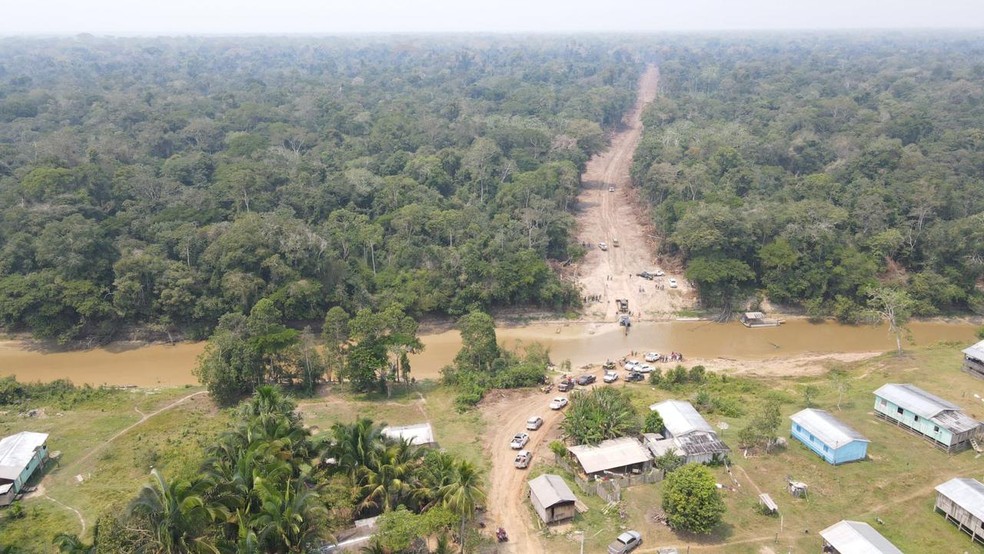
[{"x1": 0, "y1": 319, "x2": 977, "y2": 386}]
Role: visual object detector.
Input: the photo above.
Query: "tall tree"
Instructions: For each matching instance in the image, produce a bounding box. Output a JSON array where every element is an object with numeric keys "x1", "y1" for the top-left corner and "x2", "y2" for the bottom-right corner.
[{"x1": 661, "y1": 464, "x2": 725, "y2": 535}]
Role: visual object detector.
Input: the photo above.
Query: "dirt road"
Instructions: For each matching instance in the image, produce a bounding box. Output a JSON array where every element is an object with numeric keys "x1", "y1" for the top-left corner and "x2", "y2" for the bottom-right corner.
[
  {"x1": 481, "y1": 388, "x2": 568, "y2": 553},
  {"x1": 572, "y1": 64, "x2": 693, "y2": 323}
]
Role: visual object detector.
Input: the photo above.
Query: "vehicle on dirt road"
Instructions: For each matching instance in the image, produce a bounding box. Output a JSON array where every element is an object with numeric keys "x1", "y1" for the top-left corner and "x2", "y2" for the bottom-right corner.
[
  {"x1": 598, "y1": 242, "x2": 608, "y2": 251},
  {"x1": 557, "y1": 378, "x2": 574, "y2": 392},
  {"x1": 510, "y1": 433, "x2": 530, "y2": 449},
  {"x1": 576, "y1": 374, "x2": 596, "y2": 386},
  {"x1": 549, "y1": 397, "x2": 569, "y2": 410},
  {"x1": 526, "y1": 416, "x2": 544, "y2": 430},
  {"x1": 636, "y1": 363, "x2": 654, "y2": 373},
  {"x1": 608, "y1": 186, "x2": 615, "y2": 192},
  {"x1": 496, "y1": 527, "x2": 508, "y2": 542},
  {"x1": 603, "y1": 371, "x2": 619, "y2": 383},
  {"x1": 644, "y1": 352, "x2": 659, "y2": 362},
  {"x1": 616, "y1": 298, "x2": 629, "y2": 313},
  {"x1": 624, "y1": 360, "x2": 641, "y2": 370},
  {"x1": 514, "y1": 450, "x2": 532, "y2": 469},
  {"x1": 612, "y1": 238, "x2": 619, "y2": 247},
  {"x1": 602, "y1": 361, "x2": 616, "y2": 370},
  {"x1": 624, "y1": 371, "x2": 645, "y2": 382},
  {"x1": 654, "y1": 269, "x2": 665, "y2": 276},
  {"x1": 637, "y1": 271, "x2": 655, "y2": 280},
  {"x1": 669, "y1": 278, "x2": 678, "y2": 288},
  {"x1": 607, "y1": 530, "x2": 642, "y2": 554}
]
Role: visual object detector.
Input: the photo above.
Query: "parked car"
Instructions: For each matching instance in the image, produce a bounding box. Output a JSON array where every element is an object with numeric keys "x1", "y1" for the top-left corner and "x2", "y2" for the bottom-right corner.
[
  {"x1": 602, "y1": 360, "x2": 616, "y2": 370},
  {"x1": 644, "y1": 352, "x2": 659, "y2": 362},
  {"x1": 549, "y1": 397, "x2": 569, "y2": 410},
  {"x1": 576, "y1": 374, "x2": 596, "y2": 386},
  {"x1": 624, "y1": 360, "x2": 641, "y2": 370},
  {"x1": 669, "y1": 278, "x2": 678, "y2": 288},
  {"x1": 557, "y1": 378, "x2": 574, "y2": 392},
  {"x1": 625, "y1": 371, "x2": 645, "y2": 382},
  {"x1": 510, "y1": 433, "x2": 530, "y2": 449},
  {"x1": 608, "y1": 186, "x2": 615, "y2": 192},
  {"x1": 598, "y1": 242, "x2": 608, "y2": 251},
  {"x1": 603, "y1": 371, "x2": 619, "y2": 383},
  {"x1": 607, "y1": 530, "x2": 642, "y2": 554},
  {"x1": 526, "y1": 416, "x2": 544, "y2": 431},
  {"x1": 654, "y1": 269, "x2": 665, "y2": 276},
  {"x1": 514, "y1": 450, "x2": 532, "y2": 469},
  {"x1": 612, "y1": 238, "x2": 619, "y2": 247},
  {"x1": 637, "y1": 271, "x2": 655, "y2": 280},
  {"x1": 636, "y1": 363, "x2": 654, "y2": 373}
]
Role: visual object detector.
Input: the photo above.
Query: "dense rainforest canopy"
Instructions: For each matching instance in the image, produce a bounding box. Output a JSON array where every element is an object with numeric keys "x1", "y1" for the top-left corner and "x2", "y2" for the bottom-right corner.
[
  {"x1": 632, "y1": 33, "x2": 984, "y2": 318},
  {"x1": 2, "y1": 33, "x2": 983, "y2": 343},
  {"x1": 0, "y1": 36, "x2": 639, "y2": 341}
]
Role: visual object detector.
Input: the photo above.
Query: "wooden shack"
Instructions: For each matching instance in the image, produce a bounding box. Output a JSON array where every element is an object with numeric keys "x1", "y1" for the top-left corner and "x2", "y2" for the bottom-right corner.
[
  {"x1": 935, "y1": 477, "x2": 984, "y2": 545},
  {"x1": 962, "y1": 340, "x2": 984, "y2": 380},
  {"x1": 528, "y1": 474, "x2": 577, "y2": 524}
]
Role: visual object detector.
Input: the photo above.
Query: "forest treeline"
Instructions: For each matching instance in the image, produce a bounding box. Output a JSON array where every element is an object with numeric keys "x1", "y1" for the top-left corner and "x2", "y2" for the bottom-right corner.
[
  {"x1": 0, "y1": 36, "x2": 640, "y2": 341},
  {"x1": 632, "y1": 34, "x2": 984, "y2": 319}
]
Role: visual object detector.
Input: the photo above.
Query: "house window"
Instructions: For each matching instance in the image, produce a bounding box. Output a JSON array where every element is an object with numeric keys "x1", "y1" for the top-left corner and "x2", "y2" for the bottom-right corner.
[
  {"x1": 897, "y1": 407, "x2": 904, "y2": 415},
  {"x1": 879, "y1": 398, "x2": 887, "y2": 407},
  {"x1": 914, "y1": 415, "x2": 919, "y2": 422},
  {"x1": 934, "y1": 425, "x2": 940, "y2": 433},
  {"x1": 823, "y1": 445, "x2": 829, "y2": 452}
]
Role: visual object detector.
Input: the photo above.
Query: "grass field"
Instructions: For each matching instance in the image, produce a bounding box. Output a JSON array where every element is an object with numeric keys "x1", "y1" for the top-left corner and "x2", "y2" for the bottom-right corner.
[{"x1": 0, "y1": 385, "x2": 226, "y2": 552}]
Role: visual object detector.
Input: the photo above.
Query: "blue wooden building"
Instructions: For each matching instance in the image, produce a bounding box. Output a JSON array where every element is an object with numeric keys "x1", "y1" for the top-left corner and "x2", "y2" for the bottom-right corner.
[
  {"x1": 789, "y1": 408, "x2": 869, "y2": 465},
  {"x1": 873, "y1": 384, "x2": 982, "y2": 453},
  {"x1": 0, "y1": 431, "x2": 49, "y2": 506}
]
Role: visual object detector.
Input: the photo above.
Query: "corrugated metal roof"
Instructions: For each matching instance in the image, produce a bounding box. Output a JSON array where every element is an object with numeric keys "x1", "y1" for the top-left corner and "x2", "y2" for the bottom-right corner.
[
  {"x1": 650, "y1": 400, "x2": 715, "y2": 437},
  {"x1": 963, "y1": 339, "x2": 984, "y2": 362},
  {"x1": 381, "y1": 423, "x2": 435, "y2": 447},
  {"x1": 873, "y1": 384, "x2": 960, "y2": 418},
  {"x1": 936, "y1": 478, "x2": 984, "y2": 522},
  {"x1": 874, "y1": 384, "x2": 981, "y2": 434},
  {"x1": 819, "y1": 520, "x2": 903, "y2": 554},
  {"x1": 528, "y1": 474, "x2": 577, "y2": 507},
  {"x1": 568, "y1": 437, "x2": 651, "y2": 474},
  {"x1": 790, "y1": 409, "x2": 868, "y2": 449},
  {"x1": 0, "y1": 432, "x2": 48, "y2": 481}
]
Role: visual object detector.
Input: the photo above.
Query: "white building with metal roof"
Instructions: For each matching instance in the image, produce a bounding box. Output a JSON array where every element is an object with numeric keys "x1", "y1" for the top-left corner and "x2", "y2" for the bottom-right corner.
[
  {"x1": 381, "y1": 423, "x2": 437, "y2": 448},
  {"x1": 789, "y1": 409, "x2": 869, "y2": 465},
  {"x1": 0, "y1": 431, "x2": 49, "y2": 506},
  {"x1": 819, "y1": 520, "x2": 903, "y2": 554},
  {"x1": 649, "y1": 400, "x2": 715, "y2": 437},
  {"x1": 962, "y1": 339, "x2": 984, "y2": 379},
  {"x1": 872, "y1": 383, "x2": 981, "y2": 452},
  {"x1": 567, "y1": 437, "x2": 652, "y2": 477},
  {"x1": 528, "y1": 474, "x2": 577, "y2": 524},
  {"x1": 935, "y1": 477, "x2": 984, "y2": 545}
]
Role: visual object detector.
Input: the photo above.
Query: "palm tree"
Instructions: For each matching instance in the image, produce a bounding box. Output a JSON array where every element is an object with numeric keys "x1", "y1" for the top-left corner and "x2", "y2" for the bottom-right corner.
[
  {"x1": 252, "y1": 476, "x2": 327, "y2": 553},
  {"x1": 437, "y1": 460, "x2": 486, "y2": 554},
  {"x1": 52, "y1": 534, "x2": 96, "y2": 554},
  {"x1": 237, "y1": 385, "x2": 299, "y2": 424},
  {"x1": 129, "y1": 469, "x2": 221, "y2": 554},
  {"x1": 323, "y1": 418, "x2": 387, "y2": 481}
]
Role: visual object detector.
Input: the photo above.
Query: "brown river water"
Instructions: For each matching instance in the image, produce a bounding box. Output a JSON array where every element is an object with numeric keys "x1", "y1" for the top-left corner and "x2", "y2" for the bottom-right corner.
[{"x1": 0, "y1": 319, "x2": 977, "y2": 387}]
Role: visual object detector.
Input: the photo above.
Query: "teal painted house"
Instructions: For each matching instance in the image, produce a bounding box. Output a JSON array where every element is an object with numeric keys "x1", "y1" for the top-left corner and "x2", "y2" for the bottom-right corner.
[
  {"x1": 0, "y1": 431, "x2": 49, "y2": 506},
  {"x1": 873, "y1": 384, "x2": 981, "y2": 453},
  {"x1": 789, "y1": 408, "x2": 869, "y2": 465}
]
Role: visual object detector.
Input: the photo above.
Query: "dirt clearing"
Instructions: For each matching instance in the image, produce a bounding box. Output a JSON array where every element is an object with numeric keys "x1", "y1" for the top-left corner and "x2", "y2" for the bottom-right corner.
[{"x1": 570, "y1": 65, "x2": 692, "y2": 323}]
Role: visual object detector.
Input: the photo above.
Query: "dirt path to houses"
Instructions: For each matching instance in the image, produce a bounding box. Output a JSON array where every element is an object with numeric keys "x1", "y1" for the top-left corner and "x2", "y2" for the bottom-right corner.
[
  {"x1": 569, "y1": 64, "x2": 694, "y2": 323},
  {"x1": 481, "y1": 388, "x2": 569, "y2": 553}
]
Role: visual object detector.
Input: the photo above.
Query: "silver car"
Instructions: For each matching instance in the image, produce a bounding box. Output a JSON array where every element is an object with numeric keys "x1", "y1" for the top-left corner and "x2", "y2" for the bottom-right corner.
[{"x1": 607, "y1": 530, "x2": 642, "y2": 554}]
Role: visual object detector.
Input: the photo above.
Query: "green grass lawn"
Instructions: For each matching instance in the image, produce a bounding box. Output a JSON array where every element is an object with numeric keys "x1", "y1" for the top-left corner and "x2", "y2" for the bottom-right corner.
[{"x1": 0, "y1": 386, "x2": 226, "y2": 552}]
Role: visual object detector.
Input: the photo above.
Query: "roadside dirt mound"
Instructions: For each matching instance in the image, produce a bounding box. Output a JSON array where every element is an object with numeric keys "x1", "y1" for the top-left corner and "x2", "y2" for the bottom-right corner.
[{"x1": 568, "y1": 65, "x2": 694, "y2": 324}]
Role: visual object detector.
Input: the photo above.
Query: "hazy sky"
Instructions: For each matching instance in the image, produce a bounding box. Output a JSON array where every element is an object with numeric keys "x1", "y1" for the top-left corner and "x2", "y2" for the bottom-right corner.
[{"x1": 3, "y1": 0, "x2": 983, "y2": 36}]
